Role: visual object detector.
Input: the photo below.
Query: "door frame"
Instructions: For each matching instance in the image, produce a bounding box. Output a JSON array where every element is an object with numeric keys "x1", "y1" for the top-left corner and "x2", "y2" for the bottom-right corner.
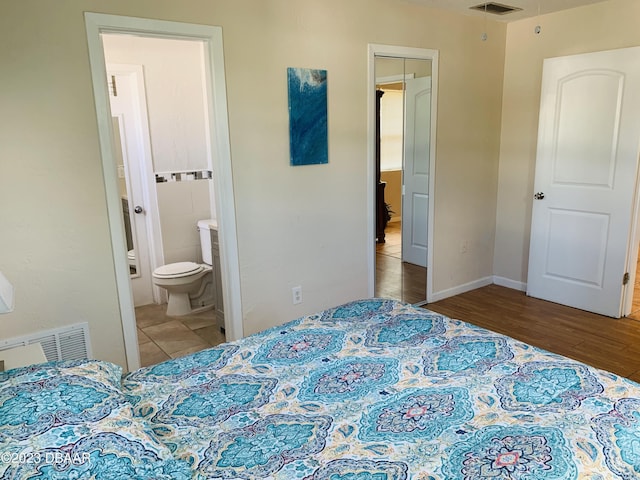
[
  {"x1": 85, "y1": 13, "x2": 243, "y2": 371},
  {"x1": 623, "y1": 164, "x2": 640, "y2": 316},
  {"x1": 367, "y1": 44, "x2": 438, "y2": 303},
  {"x1": 107, "y1": 63, "x2": 165, "y2": 305}
]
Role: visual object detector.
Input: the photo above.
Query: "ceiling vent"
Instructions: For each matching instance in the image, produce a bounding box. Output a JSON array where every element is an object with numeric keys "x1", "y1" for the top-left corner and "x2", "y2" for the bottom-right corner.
[{"x1": 470, "y1": 2, "x2": 523, "y2": 15}]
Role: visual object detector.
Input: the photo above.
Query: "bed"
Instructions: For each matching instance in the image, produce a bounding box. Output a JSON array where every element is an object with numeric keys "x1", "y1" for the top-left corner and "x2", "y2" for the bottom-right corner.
[{"x1": 2, "y1": 299, "x2": 640, "y2": 479}]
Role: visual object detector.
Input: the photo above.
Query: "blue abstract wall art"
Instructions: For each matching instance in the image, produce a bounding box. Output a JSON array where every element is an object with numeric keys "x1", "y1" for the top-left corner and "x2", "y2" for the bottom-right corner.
[{"x1": 287, "y1": 67, "x2": 328, "y2": 166}]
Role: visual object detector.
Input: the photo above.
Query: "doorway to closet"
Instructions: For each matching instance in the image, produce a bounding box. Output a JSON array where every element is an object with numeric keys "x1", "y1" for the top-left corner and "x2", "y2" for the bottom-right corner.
[{"x1": 371, "y1": 49, "x2": 436, "y2": 305}]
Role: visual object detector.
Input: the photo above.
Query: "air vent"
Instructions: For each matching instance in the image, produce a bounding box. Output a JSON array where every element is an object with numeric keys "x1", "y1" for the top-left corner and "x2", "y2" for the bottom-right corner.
[
  {"x1": 470, "y1": 2, "x2": 522, "y2": 15},
  {"x1": 0, "y1": 322, "x2": 92, "y2": 362}
]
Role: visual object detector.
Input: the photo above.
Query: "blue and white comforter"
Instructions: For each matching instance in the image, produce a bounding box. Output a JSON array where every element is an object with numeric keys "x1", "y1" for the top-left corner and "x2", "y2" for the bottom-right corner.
[
  {"x1": 123, "y1": 299, "x2": 640, "y2": 479},
  {"x1": 3, "y1": 299, "x2": 640, "y2": 479}
]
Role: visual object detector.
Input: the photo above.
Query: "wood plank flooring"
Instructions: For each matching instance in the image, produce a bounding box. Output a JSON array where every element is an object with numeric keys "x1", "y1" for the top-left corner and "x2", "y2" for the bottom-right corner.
[{"x1": 427, "y1": 284, "x2": 640, "y2": 383}]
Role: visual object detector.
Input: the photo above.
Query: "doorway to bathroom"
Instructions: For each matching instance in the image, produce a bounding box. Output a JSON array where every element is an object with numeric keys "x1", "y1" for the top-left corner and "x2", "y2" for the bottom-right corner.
[
  {"x1": 102, "y1": 35, "x2": 215, "y2": 310},
  {"x1": 85, "y1": 14, "x2": 242, "y2": 371}
]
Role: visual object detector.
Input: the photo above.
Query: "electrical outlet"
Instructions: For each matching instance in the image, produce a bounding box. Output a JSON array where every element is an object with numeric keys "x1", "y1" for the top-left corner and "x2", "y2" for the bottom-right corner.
[
  {"x1": 460, "y1": 240, "x2": 468, "y2": 254},
  {"x1": 292, "y1": 286, "x2": 302, "y2": 305}
]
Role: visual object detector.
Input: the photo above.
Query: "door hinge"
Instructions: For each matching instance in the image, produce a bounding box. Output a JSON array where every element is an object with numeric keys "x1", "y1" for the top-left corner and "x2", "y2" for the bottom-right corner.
[
  {"x1": 623, "y1": 272, "x2": 630, "y2": 285},
  {"x1": 109, "y1": 75, "x2": 118, "y2": 97}
]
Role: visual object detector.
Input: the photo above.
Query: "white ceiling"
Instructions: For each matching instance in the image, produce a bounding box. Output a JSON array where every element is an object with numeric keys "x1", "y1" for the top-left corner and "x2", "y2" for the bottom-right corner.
[{"x1": 406, "y1": 0, "x2": 611, "y2": 22}]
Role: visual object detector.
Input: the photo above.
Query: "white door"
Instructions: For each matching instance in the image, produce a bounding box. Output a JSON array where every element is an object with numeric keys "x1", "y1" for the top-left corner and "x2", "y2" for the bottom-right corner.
[
  {"x1": 527, "y1": 47, "x2": 640, "y2": 317},
  {"x1": 402, "y1": 76, "x2": 431, "y2": 267},
  {"x1": 108, "y1": 68, "x2": 155, "y2": 306}
]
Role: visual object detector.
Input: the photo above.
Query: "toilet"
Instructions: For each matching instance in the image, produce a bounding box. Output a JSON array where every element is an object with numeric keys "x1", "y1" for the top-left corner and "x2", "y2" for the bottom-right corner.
[
  {"x1": 127, "y1": 250, "x2": 136, "y2": 269},
  {"x1": 152, "y1": 219, "x2": 217, "y2": 316}
]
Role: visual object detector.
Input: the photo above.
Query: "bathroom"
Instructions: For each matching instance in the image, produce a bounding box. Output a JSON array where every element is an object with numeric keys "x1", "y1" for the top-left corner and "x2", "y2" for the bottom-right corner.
[{"x1": 103, "y1": 33, "x2": 224, "y2": 362}]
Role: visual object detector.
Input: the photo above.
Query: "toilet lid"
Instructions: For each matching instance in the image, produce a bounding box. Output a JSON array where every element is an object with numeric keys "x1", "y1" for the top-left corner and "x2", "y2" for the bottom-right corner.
[{"x1": 153, "y1": 262, "x2": 204, "y2": 278}]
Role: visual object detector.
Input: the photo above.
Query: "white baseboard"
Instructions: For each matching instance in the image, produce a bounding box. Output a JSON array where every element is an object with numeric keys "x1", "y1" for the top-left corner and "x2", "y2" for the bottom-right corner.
[
  {"x1": 493, "y1": 276, "x2": 527, "y2": 292},
  {"x1": 428, "y1": 276, "x2": 493, "y2": 303},
  {"x1": 426, "y1": 275, "x2": 527, "y2": 304}
]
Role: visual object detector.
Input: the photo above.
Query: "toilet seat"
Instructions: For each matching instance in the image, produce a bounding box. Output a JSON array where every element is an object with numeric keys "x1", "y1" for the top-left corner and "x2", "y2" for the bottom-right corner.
[{"x1": 153, "y1": 261, "x2": 204, "y2": 279}]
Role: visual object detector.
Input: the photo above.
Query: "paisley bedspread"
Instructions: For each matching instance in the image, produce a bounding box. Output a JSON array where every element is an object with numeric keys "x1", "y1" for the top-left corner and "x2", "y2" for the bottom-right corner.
[
  {"x1": 120, "y1": 299, "x2": 640, "y2": 479},
  {"x1": 3, "y1": 299, "x2": 640, "y2": 479}
]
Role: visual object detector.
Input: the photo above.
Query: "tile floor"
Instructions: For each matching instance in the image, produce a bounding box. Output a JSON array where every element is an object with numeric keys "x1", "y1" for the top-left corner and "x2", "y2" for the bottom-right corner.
[{"x1": 136, "y1": 304, "x2": 225, "y2": 367}]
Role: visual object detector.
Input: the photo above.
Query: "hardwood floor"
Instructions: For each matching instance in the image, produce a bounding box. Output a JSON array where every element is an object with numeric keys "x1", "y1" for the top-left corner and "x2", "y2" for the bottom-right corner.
[
  {"x1": 427, "y1": 284, "x2": 640, "y2": 383},
  {"x1": 375, "y1": 222, "x2": 426, "y2": 304},
  {"x1": 631, "y1": 264, "x2": 640, "y2": 318}
]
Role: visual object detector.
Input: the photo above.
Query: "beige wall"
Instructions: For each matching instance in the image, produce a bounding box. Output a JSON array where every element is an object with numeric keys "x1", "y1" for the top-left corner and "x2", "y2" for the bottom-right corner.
[
  {"x1": 494, "y1": 0, "x2": 640, "y2": 286},
  {"x1": 102, "y1": 35, "x2": 210, "y2": 173},
  {"x1": 0, "y1": 0, "x2": 506, "y2": 366}
]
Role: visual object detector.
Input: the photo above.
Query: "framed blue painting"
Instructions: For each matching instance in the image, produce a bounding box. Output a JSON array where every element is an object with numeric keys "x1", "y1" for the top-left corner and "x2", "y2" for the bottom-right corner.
[{"x1": 287, "y1": 67, "x2": 328, "y2": 166}]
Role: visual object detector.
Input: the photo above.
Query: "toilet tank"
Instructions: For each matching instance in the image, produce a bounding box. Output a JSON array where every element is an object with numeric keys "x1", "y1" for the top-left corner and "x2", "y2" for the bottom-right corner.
[{"x1": 197, "y1": 219, "x2": 218, "y2": 265}]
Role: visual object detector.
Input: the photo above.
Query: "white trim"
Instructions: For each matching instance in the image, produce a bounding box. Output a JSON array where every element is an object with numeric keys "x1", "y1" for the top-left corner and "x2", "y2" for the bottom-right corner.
[
  {"x1": 199, "y1": 26, "x2": 243, "y2": 342},
  {"x1": 367, "y1": 47, "x2": 377, "y2": 298},
  {"x1": 623, "y1": 137, "x2": 640, "y2": 316},
  {"x1": 429, "y1": 276, "x2": 493, "y2": 303},
  {"x1": 85, "y1": 13, "x2": 243, "y2": 371},
  {"x1": 493, "y1": 276, "x2": 527, "y2": 292},
  {"x1": 367, "y1": 44, "x2": 439, "y2": 303},
  {"x1": 376, "y1": 73, "x2": 415, "y2": 85}
]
